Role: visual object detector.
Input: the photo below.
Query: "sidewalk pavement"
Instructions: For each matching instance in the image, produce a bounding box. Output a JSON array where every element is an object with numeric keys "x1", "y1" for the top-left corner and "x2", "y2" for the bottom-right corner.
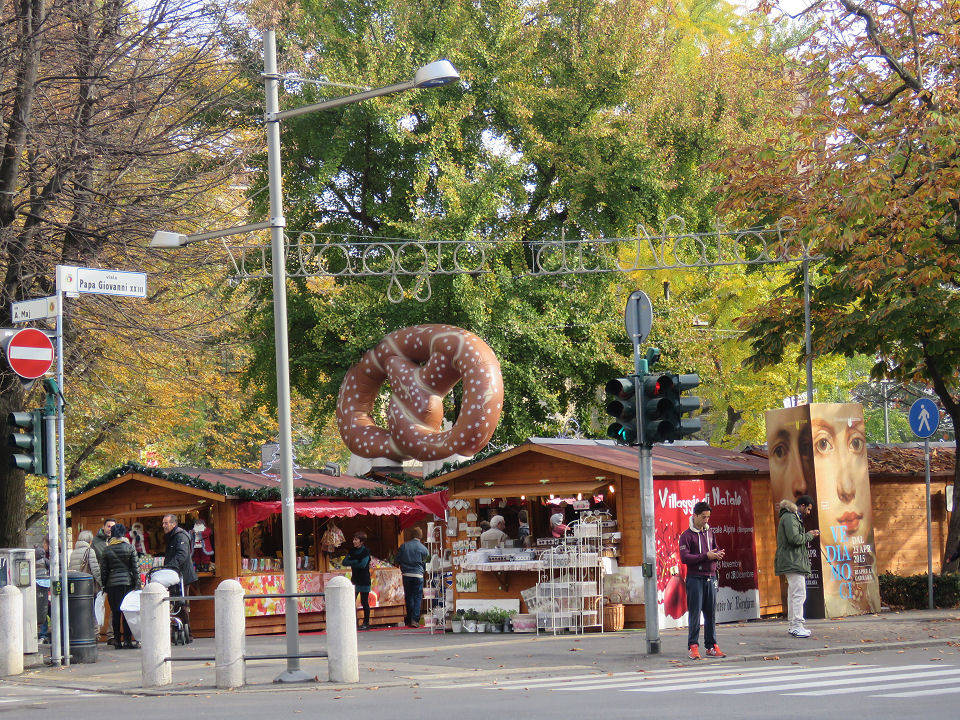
[{"x1": 6, "y1": 608, "x2": 960, "y2": 696}]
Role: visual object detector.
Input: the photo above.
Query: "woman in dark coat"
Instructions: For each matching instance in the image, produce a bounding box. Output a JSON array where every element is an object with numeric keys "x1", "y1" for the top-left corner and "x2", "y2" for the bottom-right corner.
[
  {"x1": 341, "y1": 531, "x2": 371, "y2": 630},
  {"x1": 100, "y1": 522, "x2": 141, "y2": 648}
]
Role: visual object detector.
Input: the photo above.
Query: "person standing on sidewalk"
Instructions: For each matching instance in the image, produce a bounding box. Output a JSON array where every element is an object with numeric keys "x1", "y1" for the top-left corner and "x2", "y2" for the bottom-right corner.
[
  {"x1": 161, "y1": 514, "x2": 198, "y2": 634},
  {"x1": 775, "y1": 496, "x2": 820, "y2": 638},
  {"x1": 396, "y1": 527, "x2": 429, "y2": 628},
  {"x1": 342, "y1": 531, "x2": 372, "y2": 630},
  {"x1": 100, "y1": 523, "x2": 140, "y2": 648},
  {"x1": 679, "y1": 501, "x2": 726, "y2": 660},
  {"x1": 92, "y1": 518, "x2": 116, "y2": 643}
]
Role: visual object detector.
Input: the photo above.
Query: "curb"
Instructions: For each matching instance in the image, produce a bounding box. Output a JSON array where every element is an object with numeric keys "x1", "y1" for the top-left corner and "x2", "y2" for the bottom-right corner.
[
  {"x1": 10, "y1": 636, "x2": 960, "y2": 696},
  {"x1": 732, "y1": 636, "x2": 960, "y2": 663}
]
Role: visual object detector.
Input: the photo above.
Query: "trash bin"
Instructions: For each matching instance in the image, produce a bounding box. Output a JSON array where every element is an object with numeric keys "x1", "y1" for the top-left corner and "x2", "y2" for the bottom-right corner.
[{"x1": 67, "y1": 571, "x2": 97, "y2": 663}]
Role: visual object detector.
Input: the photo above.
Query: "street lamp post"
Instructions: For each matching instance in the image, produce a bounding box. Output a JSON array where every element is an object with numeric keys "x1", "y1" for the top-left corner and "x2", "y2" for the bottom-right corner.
[{"x1": 152, "y1": 29, "x2": 458, "y2": 682}]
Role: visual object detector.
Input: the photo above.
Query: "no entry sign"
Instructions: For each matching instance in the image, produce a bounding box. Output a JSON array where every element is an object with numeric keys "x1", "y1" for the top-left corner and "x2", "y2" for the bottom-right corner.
[{"x1": 5, "y1": 327, "x2": 54, "y2": 379}]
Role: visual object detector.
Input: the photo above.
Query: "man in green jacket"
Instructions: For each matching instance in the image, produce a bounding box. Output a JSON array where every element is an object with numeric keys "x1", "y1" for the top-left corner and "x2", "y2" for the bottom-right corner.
[{"x1": 774, "y1": 496, "x2": 820, "y2": 638}]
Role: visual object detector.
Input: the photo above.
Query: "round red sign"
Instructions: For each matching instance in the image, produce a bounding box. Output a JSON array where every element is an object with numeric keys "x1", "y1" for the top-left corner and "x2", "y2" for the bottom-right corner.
[{"x1": 6, "y1": 328, "x2": 55, "y2": 379}]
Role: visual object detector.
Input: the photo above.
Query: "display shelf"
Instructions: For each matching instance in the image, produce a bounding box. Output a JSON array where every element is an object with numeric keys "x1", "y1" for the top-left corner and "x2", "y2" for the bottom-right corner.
[
  {"x1": 424, "y1": 524, "x2": 448, "y2": 633},
  {"x1": 535, "y1": 513, "x2": 606, "y2": 635}
]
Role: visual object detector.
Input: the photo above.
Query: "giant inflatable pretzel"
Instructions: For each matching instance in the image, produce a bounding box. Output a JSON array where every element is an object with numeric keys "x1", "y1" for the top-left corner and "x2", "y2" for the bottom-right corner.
[{"x1": 336, "y1": 324, "x2": 504, "y2": 461}]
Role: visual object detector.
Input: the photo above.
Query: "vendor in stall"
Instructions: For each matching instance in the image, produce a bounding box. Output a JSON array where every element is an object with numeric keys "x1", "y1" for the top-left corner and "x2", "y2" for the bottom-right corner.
[
  {"x1": 549, "y1": 512, "x2": 569, "y2": 538},
  {"x1": 480, "y1": 515, "x2": 509, "y2": 548}
]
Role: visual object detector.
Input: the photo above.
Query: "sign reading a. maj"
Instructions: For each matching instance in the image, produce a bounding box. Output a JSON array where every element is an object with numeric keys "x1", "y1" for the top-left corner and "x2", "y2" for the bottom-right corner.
[{"x1": 59, "y1": 266, "x2": 147, "y2": 298}]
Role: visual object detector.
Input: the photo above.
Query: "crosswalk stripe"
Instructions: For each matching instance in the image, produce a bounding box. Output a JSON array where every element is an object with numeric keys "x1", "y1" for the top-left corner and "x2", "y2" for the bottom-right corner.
[
  {"x1": 427, "y1": 663, "x2": 782, "y2": 690},
  {"x1": 553, "y1": 665, "x2": 867, "y2": 692},
  {"x1": 786, "y1": 669, "x2": 960, "y2": 697},
  {"x1": 876, "y1": 686, "x2": 960, "y2": 698},
  {"x1": 485, "y1": 663, "x2": 820, "y2": 690},
  {"x1": 707, "y1": 666, "x2": 945, "y2": 695},
  {"x1": 628, "y1": 665, "x2": 926, "y2": 693}
]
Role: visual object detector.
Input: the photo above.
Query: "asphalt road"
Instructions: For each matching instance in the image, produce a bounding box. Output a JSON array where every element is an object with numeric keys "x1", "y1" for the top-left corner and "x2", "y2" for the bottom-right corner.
[{"x1": 3, "y1": 646, "x2": 959, "y2": 719}]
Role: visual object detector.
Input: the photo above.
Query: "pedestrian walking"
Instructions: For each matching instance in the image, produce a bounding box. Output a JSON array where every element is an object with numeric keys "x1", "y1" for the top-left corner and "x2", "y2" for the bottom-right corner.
[
  {"x1": 396, "y1": 527, "x2": 429, "y2": 628},
  {"x1": 100, "y1": 523, "x2": 140, "y2": 648},
  {"x1": 679, "y1": 501, "x2": 726, "y2": 659},
  {"x1": 91, "y1": 518, "x2": 116, "y2": 642},
  {"x1": 775, "y1": 495, "x2": 820, "y2": 638},
  {"x1": 161, "y1": 513, "x2": 198, "y2": 632},
  {"x1": 69, "y1": 530, "x2": 103, "y2": 635},
  {"x1": 342, "y1": 531, "x2": 372, "y2": 630},
  {"x1": 34, "y1": 536, "x2": 50, "y2": 574}
]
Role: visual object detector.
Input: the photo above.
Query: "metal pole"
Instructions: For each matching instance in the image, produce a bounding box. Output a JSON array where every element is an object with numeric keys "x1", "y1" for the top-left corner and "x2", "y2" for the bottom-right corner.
[
  {"x1": 925, "y1": 437, "x2": 933, "y2": 610},
  {"x1": 803, "y1": 259, "x2": 813, "y2": 403},
  {"x1": 883, "y1": 383, "x2": 890, "y2": 444},
  {"x1": 638, "y1": 443, "x2": 660, "y2": 653},
  {"x1": 46, "y1": 466, "x2": 61, "y2": 665},
  {"x1": 263, "y1": 29, "x2": 310, "y2": 683},
  {"x1": 54, "y1": 284, "x2": 69, "y2": 665},
  {"x1": 633, "y1": 342, "x2": 660, "y2": 654}
]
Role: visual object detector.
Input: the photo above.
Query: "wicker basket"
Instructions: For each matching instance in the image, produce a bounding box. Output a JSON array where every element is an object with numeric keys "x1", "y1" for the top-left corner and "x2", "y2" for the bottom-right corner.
[{"x1": 603, "y1": 603, "x2": 625, "y2": 632}]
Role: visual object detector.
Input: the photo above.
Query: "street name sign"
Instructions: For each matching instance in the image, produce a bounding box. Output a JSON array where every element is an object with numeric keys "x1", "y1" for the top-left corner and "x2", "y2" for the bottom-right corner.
[
  {"x1": 11, "y1": 296, "x2": 57, "y2": 323},
  {"x1": 5, "y1": 327, "x2": 54, "y2": 379},
  {"x1": 58, "y1": 265, "x2": 147, "y2": 298},
  {"x1": 909, "y1": 398, "x2": 940, "y2": 439}
]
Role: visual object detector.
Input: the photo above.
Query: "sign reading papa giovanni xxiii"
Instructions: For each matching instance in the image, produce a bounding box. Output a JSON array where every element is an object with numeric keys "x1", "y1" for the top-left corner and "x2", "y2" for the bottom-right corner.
[{"x1": 58, "y1": 265, "x2": 147, "y2": 298}]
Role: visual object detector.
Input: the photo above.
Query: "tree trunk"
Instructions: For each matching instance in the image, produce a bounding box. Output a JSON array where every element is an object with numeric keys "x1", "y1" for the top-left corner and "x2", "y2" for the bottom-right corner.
[{"x1": 0, "y1": 374, "x2": 27, "y2": 547}]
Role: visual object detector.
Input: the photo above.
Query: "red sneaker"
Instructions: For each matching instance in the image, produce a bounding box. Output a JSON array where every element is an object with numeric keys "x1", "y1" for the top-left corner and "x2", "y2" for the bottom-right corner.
[
  {"x1": 706, "y1": 644, "x2": 726, "y2": 658},
  {"x1": 688, "y1": 644, "x2": 701, "y2": 660}
]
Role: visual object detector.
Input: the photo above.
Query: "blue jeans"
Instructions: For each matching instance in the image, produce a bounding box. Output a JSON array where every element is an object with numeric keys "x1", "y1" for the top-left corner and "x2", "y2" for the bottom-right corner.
[
  {"x1": 686, "y1": 575, "x2": 717, "y2": 648},
  {"x1": 402, "y1": 575, "x2": 423, "y2": 625}
]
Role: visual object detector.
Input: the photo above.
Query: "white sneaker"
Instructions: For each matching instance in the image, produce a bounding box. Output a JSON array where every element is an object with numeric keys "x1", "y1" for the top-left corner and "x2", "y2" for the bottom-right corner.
[{"x1": 789, "y1": 627, "x2": 812, "y2": 638}]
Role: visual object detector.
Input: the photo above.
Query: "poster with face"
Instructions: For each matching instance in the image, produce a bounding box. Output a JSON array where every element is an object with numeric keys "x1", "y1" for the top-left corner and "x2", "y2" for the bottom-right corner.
[
  {"x1": 810, "y1": 403, "x2": 881, "y2": 616},
  {"x1": 765, "y1": 404, "x2": 825, "y2": 618},
  {"x1": 654, "y1": 478, "x2": 760, "y2": 629},
  {"x1": 765, "y1": 403, "x2": 880, "y2": 618}
]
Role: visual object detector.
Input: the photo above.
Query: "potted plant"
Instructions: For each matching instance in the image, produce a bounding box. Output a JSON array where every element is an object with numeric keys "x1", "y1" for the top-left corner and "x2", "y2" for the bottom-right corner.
[
  {"x1": 503, "y1": 610, "x2": 517, "y2": 633},
  {"x1": 451, "y1": 609, "x2": 465, "y2": 633},
  {"x1": 474, "y1": 608, "x2": 488, "y2": 633},
  {"x1": 485, "y1": 609, "x2": 502, "y2": 633},
  {"x1": 463, "y1": 609, "x2": 478, "y2": 633}
]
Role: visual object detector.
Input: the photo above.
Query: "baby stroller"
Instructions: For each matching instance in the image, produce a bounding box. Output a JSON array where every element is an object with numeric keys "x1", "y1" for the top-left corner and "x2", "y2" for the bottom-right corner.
[{"x1": 147, "y1": 567, "x2": 192, "y2": 645}]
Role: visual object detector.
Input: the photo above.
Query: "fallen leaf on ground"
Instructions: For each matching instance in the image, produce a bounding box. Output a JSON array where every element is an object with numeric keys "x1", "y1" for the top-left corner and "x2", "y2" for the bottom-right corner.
[{"x1": 762, "y1": 655, "x2": 780, "y2": 661}]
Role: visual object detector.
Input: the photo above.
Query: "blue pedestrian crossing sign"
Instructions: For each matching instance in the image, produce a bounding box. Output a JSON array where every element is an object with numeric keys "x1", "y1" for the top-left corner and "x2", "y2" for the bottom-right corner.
[{"x1": 909, "y1": 398, "x2": 940, "y2": 438}]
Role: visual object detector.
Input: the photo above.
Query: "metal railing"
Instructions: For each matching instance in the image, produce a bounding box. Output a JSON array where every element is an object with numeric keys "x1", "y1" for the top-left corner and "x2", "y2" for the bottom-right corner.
[{"x1": 160, "y1": 590, "x2": 327, "y2": 663}]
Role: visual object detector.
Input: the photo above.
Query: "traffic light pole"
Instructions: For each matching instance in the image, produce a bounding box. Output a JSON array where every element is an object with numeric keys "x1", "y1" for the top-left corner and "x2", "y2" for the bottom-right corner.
[
  {"x1": 633, "y1": 351, "x2": 661, "y2": 654},
  {"x1": 54, "y1": 287, "x2": 69, "y2": 665},
  {"x1": 45, "y1": 394, "x2": 62, "y2": 664}
]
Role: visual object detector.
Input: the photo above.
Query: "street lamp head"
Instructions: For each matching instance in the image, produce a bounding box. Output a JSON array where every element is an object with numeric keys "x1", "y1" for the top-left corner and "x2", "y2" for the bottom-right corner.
[
  {"x1": 413, "y1": 60, "x2": 460, "y2": 89},
  {"x1": 150, "y1": 230, "x2": 189, "y2": 248}
]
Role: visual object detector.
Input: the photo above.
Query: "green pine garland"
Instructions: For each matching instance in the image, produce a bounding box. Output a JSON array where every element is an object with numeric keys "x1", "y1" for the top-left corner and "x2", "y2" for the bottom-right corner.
[
  {"x1": 67, "y1": 462, "x2": 439, "y2": 502},
  {"x1": 421, "y1": 443, "x2": 508, "y2": 482}
]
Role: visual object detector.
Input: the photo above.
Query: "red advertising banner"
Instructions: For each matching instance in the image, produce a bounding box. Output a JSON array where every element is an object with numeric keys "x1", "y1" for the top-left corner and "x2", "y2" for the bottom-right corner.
[{"x1": 654, "y1": 478, "x2": 760, "y2": 629}]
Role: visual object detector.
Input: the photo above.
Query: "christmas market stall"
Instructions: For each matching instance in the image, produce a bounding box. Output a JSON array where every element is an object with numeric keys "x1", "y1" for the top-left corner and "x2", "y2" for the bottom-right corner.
[
  {"x1": 424, "y1": 438, "x2": 773, "y2": 631},
  {"x1": 66, "y1": 463, "x2": 446, "y2": 635}
]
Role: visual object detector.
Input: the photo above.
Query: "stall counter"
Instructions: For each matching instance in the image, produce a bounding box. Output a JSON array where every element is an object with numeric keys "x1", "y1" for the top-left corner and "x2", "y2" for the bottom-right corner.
[{"x1": 237, "y1": 566, "x2": 404, "y2": 617}]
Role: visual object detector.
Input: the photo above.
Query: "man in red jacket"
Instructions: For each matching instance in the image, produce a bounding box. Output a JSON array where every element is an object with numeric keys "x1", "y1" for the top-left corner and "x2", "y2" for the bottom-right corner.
[{"x1": 679, "y1": 501, "x2": 726, "y2": 660}]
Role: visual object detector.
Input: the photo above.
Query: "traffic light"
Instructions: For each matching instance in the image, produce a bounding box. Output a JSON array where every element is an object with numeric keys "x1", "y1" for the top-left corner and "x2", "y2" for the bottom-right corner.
[
  {"x1": 672, "y1": 373, "x2": 703, "y2": 440},
  {"x1": 605, "y1": 377, "x2": 639, "y2": 445},
  {"x1": 7, "y1": 410, "x2": 45, "y2": 475},
  {"x1": 642, "y1": 373, "x2": 676, "y2": 443},
  {"x1": 641, "y1": 372, "x2": 702, "y2": 444}
]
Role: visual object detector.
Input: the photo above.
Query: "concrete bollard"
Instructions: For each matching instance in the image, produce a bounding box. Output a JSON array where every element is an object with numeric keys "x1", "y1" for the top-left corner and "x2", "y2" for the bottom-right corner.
[
  {"x1": 140, "y1": 582, "x2": 172, "y2": 687},
  {"x1": 324, "y1": 575, "x2": 359, "y2": 683},
  {"x1": 0, "y1": 585, "x2": 24, "y2": 676},
  {"x1": 215, "y1": 579, "x2": 245, "y2": 689}
]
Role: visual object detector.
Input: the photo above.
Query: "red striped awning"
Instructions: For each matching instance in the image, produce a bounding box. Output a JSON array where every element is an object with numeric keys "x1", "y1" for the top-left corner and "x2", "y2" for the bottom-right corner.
[{"x1": 236, "y1": 491, "x2": 447, "y2": 532}]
